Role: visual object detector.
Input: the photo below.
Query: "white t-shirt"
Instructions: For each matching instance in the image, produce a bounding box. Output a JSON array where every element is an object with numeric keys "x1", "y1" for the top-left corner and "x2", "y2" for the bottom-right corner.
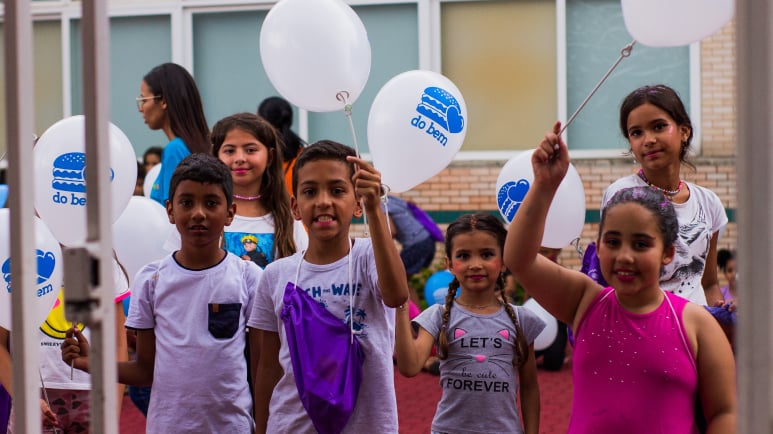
[
  {"x1": 126, "y1": 252, "x2": 261, "y2": 434},
  {"x1": 223, "y1": 214, "x2": 308, "y2": 267},
  {"x1": 163, "y1": 213, "x2": 308, "y2": 269},
  {"x1": 602, "y1": 175, "x2": 728, "y2": 305},
  {"x1": 39, "y1": 258, "x2": 131, "y2": 390},
  {"x1": 247, "y1": 238, "x2": 399, "y2": 433}
]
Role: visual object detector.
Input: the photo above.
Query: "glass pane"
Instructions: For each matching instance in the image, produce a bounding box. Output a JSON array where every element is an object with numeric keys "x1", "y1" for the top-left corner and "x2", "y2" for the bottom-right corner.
[
  {"x1": 442, "y1": 0, "x2": 557, "y2": 152},
  {"x1": 307, "y1": 4, "x2": 420, "y2": 152},
  {"x1": 0, "y1": 20, "x2": 64, "y2": 143},
  {"x1": 566, "y1": 0, "x2": 690, "y2": 150},
  {"x1": 71, "y1": 15, "x2": 172, "y2": 157},
  {"x1": 193, "y1": 10, "x2": 277, "y2": 129}
]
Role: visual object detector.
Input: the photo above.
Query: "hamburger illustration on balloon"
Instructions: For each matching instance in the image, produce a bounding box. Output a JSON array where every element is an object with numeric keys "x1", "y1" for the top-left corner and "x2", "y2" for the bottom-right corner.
[
  {"x1": 51, "y1": 152, "x2": 114, "y2": 193},
  {"x1": 415, "y1": 87, "x2": 465, "y2": 134}
]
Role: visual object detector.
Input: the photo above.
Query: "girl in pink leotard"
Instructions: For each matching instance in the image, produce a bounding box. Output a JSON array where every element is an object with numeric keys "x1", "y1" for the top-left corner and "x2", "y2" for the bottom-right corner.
[{"x1": 504, "y1": 121, "x2": 737, "y2": 434}]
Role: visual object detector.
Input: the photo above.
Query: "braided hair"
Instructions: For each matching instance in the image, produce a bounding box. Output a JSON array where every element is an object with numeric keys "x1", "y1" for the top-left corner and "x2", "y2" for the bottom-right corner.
[{"x1": 436, "y1": 213, "x2": 530, "y2": 368}]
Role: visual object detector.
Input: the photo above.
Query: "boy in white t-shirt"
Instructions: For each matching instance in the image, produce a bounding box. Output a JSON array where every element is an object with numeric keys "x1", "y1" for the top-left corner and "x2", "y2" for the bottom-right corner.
[
  {"x1": 63, "y1": 154, "x2": 262, "y2": 433},
  {"x1": 248, "y1": 140, "x2": 410, "y2": 433}
]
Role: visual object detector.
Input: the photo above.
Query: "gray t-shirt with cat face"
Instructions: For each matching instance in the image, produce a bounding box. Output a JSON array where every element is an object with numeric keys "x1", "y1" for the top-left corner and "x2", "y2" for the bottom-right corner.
[{"x1": 414, "y1": 302, "x2": 545, "y2": 434}]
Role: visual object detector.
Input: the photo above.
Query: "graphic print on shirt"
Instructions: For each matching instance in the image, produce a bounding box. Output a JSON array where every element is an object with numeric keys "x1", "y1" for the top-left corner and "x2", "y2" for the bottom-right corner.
[
  {"x1": 305, "y1": 281, "x2": 369, "y2": 338},
  {"x1": 223, "y1": 232, "x2": 274, "y2": 268},
  {"x1": 662, "y1": 206, "x2": 710, "y2": 297},
  {"x1": 40, "y1": 289, "x2": 85, "y2": 339},
  {"x1": 441, "y1": 328, "x2": 513, "y2": 393}
]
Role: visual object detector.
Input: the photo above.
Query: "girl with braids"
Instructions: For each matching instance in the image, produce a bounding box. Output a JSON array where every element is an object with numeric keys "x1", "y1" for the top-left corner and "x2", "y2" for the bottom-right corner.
[
  {"x1": 139, "y1": 62, "x2": 211, "y2": 206},
  {"x1": 395, "y1": 212, "x2": 544, "y2": 434},
  {"x1": 506, "y1": 123, "x2": 736, "y2": 433},
  {"x1": 211, "y1": 112, "x2": 307, "y2": 266}
]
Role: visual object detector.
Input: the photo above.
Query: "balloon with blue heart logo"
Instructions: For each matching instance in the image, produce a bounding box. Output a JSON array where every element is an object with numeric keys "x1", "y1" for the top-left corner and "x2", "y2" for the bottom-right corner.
[
  {"x1": 0, "y1": 209, "x2": 62, "y2": 330},
  {"x1": 495, "y1": 150, "x2": 586, "y2": 249}
]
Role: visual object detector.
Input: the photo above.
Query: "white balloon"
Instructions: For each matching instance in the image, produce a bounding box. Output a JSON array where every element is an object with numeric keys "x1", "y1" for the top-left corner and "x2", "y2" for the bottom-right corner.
[
  {"x1": 522, "y1": 298, "x2": 558, "y2": 352},
  {"x1": 260, "y1": 0, "x2": 371, "y2": 112},
  {"x1": 0, "y1": 210, "x2": 63, "y2": 330},
  {"x1": 495, "y1": 151, "x2": 585, "y2": 248},
  {"x1": 113, "y1": 196, "x2": 175, "y2": 286},
  {"x1": 33, "y1": 116, "x2": 137, "y2": 246},
  {"x1": 144, "y1": 163, "x2": 162, "y2": 198},
  {"x1": 622, "y1": 0, "x2": 734, "y2": 47},
  {"x1": 368, "y1": 70, "x2": 467, "y2": 193}
]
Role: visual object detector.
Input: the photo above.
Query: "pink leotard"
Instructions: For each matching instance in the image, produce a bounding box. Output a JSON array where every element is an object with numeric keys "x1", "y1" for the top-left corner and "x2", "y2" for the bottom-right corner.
[{"x1": 569, "y1": 287, "x2": 698, "y2": 434}]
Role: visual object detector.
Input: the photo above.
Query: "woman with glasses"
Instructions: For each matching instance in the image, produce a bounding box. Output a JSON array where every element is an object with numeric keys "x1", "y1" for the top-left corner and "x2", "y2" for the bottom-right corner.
[{"x1": 137, "y1": 63, "x2": 210, "y2": 206}]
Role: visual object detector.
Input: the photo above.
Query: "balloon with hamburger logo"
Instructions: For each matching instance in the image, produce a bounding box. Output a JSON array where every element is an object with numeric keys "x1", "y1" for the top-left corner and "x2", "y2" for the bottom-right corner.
[
  {"x1": 0, "y1": 210, "x2": 62, "y2": 330},
  {"x1": 33, "y1": 116, "x2": 137, "y2": 246},
  {"x1": 368, "y1": 70, "x2": 468, "y2": 193}
]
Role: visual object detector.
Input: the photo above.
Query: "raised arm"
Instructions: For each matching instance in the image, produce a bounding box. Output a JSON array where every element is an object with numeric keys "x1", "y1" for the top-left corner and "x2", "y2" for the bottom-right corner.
[
  {"x1": 349, "y1": 156, "x2": 410, "y2": 308},
  {"x1": 393, "y1": 306, "x2": 435, "y2": 377},
  {"x1": 503, "y1": 122, "x2": 597, "y2": 327}
]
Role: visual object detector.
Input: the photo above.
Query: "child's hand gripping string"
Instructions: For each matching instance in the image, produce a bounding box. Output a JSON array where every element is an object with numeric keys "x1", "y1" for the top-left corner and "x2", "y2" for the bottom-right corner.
[
  {"x1": 533, "y1": 121, "x2": 570, "y2": 191},
  {"x1": 348, "y1": 156, "x2": 384, "y2": 213},
  {"x1": 61, "y1": 327, "x2": 91, "y2": 375}
]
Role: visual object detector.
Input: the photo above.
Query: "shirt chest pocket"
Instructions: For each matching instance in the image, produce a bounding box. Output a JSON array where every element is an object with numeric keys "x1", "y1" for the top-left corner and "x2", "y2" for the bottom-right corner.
[{"x1": 208, "y1": 303, "x2": 242, "y2": 339}]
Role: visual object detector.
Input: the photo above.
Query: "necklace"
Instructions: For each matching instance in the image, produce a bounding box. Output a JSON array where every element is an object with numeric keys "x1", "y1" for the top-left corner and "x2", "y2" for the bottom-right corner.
[
  {"x1": 454, "y1": 298, "x2": 500, "y2": 309},
  {"x1": 233, "y1": 193, "x2": 262, "y2": 201},
  {"x1": 637, "y1": 169, "x2": 683, "y2": 198}
]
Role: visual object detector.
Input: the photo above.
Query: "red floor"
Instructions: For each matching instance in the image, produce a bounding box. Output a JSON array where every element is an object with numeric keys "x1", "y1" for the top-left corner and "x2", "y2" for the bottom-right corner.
[{"x1": 119, "y1": 362, "x2": 572, "y2": 434}]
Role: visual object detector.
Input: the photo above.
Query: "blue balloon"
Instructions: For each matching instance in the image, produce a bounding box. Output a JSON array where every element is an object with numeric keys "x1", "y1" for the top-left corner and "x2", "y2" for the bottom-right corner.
[
  {"x1": 423, "y1": 270, "x2": 455, "y2": 305},
  {"x1": 0, "y1": 185, "x2": 7, "y2": 208}
]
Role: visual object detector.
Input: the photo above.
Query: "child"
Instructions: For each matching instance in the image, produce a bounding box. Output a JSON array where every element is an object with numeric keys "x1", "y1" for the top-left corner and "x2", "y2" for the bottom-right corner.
[
  {"x1": 62, "y1": 154, "x2": 262, "y2": 433},
  {"x1": 505, "y1": 122, "x2": 737, "y2": 433},
  {"x1": 248, "y1": 140, "x2": 410, "y2": 433},
  {"x1": 717, "y1": 248, "x2": 736, "y2": 304},
  {"x1": 602, "y1": 84, "x2": 728, "y2": 307},
  {"x1": 394, "y1": 213, "x2": 544, "y2": 434},
  {"x1": 211, "y1": 112, "x2": 308, "y2": 267}
]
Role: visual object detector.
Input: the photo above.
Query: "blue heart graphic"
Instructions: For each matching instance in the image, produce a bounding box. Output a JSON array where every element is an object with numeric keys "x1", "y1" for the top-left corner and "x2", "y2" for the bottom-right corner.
[
  {"x1": 36, "y1": 250, "x2": 56, "y2": 284},
  {"x1": 0, "y1": 250, "x2": 57, "y2": 291},
  {"x1": 497, "y1": 179, "x2": 530, "y2": 222}
]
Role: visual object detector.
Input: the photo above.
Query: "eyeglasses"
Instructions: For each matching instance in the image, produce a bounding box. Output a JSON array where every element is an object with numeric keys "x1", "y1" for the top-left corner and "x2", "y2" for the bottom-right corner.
[{"x1": 135, "y1": 95, "x2": 160, "y2": 110}]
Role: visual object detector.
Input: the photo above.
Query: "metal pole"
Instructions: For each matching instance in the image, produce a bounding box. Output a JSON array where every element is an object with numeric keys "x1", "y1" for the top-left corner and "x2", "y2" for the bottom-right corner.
[
  {"x1": 69, "y1": 0, "x2": 119, "y2": 432},
  {"x1": 4, "y1": 0, "x2": 41, "y2": 432},
  {"x1": 735, "y1": 0, "x2": 773, "y2": 432}
]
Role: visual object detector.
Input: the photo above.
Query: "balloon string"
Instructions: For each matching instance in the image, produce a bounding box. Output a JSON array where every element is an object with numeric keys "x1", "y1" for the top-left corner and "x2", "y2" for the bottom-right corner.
[
  {"x1": 337, "y1": 90, "x2": 369, "y2": 237},
  {"x1": 559, "y1": 40, "x2": 637, "y2": 136}
]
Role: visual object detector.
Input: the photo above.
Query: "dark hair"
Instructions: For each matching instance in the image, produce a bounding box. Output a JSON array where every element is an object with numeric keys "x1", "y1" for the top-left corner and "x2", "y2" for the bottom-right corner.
[
  {"x1": 437, "y1": 213, "x2": 529, "y2": 368},
  {"x1": 600, "y1": 186, "x2": 678, "y2": 252},
  {"x1": 619, "y1": 84, "x2": 694, "y2": 168},
  {"x1": 143, "y1": 63, "x2": 211, "y2": 154},
  {"x1": 211, "y1": 112, "x2": 297, "y2": 259},
  {"x1": 168, "y1": 153, "x2": 233, "y2": 207},
  {"x1": 717, "y1": 248, "x2": 735, "y2": 272},
  {"x1": 136, "y1": 160, "x2": 146, "y2": 180},
  {"x1": 292, "y1": 140, "x2": 356, "y2": 196},
  {"x1": 142, "y1": 146, "x2": 163, "y2": 164},
  {"x1": 258, "y1": 96, "x2": 306, "y2": 163}
]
